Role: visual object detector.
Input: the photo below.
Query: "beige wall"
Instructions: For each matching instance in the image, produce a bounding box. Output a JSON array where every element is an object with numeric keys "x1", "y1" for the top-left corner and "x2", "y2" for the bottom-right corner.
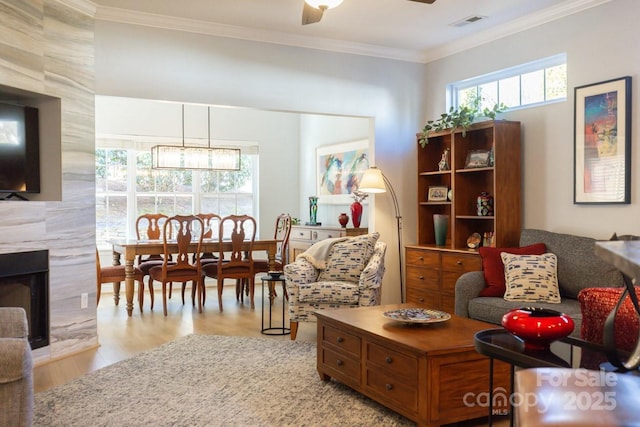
[
  {"x1": 0, "y1": 0, "x2": 97, "y2": 363},
  {"x1": 423, "y1": 0, "x2": 640, "y2": 239}
]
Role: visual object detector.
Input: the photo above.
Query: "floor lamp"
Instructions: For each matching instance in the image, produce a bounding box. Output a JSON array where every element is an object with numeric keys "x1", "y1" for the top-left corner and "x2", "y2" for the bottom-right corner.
[{"x1": 359, "y1": 166, "x2": 404, "y2": 303}]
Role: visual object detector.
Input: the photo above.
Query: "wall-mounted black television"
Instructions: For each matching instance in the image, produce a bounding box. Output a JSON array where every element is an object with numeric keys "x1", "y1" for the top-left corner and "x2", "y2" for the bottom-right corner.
[{"x1": 0, "y1": 102, "x2": 40, "y2": 199}]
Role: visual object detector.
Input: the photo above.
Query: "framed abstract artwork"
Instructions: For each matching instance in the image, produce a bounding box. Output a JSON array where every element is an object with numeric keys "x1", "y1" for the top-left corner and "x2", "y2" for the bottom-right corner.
[
  {"x1": 316, "y1": 139, "x2": 369, "y2": 204},
  {"x1": 574, "y1": 76, "x2": 631, "y2": 204}
]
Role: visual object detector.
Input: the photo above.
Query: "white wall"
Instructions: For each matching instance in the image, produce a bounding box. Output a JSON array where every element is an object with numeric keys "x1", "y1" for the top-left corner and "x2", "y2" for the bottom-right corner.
[
  {"x1": 95, "y1": 23, "x2": 425, "y2": 303},
  {"x1": 423, "y1": 0, "x2": 640, "y2": 239}
]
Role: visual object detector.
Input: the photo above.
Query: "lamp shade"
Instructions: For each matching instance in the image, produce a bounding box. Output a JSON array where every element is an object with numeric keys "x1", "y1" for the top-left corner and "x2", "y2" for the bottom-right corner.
[
  {"x1": 305, "y1": 0, "x2": 344, "y2": 10},
  {"x1": 359, "y1": 167, "x2": 387, "y2": 193}
]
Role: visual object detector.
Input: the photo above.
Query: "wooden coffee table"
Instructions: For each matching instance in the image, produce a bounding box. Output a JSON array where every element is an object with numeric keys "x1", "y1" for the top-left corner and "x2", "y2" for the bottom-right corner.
[{"x1": 315, "y1": 304, "x2": 509, "y2": 427}]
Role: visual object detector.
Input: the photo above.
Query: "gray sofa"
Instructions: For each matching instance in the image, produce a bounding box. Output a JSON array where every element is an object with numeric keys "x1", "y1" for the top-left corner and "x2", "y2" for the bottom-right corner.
[
  {"x1": 0, "y1": 307, "x2": 33, "y2": 427},
  {"x1": 454, "y1": 229, "x2": 625, "y2": 337}
]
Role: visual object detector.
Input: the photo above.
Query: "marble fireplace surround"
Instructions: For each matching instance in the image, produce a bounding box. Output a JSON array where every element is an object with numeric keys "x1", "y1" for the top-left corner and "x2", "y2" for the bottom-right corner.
[{"x1": 0, "y1": 0, "x2": 99, "y2": 364}]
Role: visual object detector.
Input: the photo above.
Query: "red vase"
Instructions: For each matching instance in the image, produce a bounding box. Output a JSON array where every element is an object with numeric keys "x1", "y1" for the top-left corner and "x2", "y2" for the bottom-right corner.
[
  {"x1": 502, "y1": 307, "x2": 575, "y2": 351},
  {"x1": 338, "y1": 213, "x2": 349, "y2": 228},
  {"x1": 350, "y1": 201, "x2": 362, "y2": 228}
]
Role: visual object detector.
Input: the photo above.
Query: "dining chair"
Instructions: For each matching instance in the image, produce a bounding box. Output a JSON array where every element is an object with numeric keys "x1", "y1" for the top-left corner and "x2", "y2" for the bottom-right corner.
[
  {"x1": 148, "y1": 215, "x2": 205, "y2": 315},
  {"x1": 96, "y1": 249, "x2": 144, "y2": 309},
  {"x1": 244, "y1": 213, "x2": 292, "y2": 304},
  {"x1": 201, "y1": 215, "x2": 256, "y2": 312},
  {"x1": 135, "y1": 213, "x2": 172, "y2": 309},
  {"x1": 171, "y1": 212, "x2": 222, "y2": 305}
]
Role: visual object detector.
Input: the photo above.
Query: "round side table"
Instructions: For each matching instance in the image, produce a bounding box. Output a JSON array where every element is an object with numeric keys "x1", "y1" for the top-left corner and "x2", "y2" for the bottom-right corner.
[{"x1": 260, "y1": 276, "x2": 290, "y2": 336}]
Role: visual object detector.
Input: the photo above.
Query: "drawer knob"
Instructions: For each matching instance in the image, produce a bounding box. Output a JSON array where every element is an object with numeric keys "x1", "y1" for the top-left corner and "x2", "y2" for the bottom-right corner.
[
  {"x1": 457, "y1": 260, "x2": 462, "y2": 265},
  {"x1": 385, "y1": 356, "x2": 393, "y2": 364},
  {"x1": 336, "y1": 337, "x2": 344, "y2": 343},
  {"x1": 418, "y1": 256, "x2": 424, "y2": 261},
  {"x1": 385, "y1": 384, "x2": 393, "y2": 391},
  {"x1": 419, "y1": 298, "x2": 425, "y2": 303},
  {"x1": 336, "y1": 359, "x2": 343, "y2": 366},
  {"x1": 419, "y1": 275, "x2": 424, "y2": 280}
]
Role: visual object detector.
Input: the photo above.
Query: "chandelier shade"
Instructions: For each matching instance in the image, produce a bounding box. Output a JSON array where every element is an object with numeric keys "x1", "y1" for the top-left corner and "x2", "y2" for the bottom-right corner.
[
  {"x1": 151, "y1": 145, "x2": 240, "y2": 170},
  {"x1": 151, "y1": 104, "x2": 241, "y2": 171}
]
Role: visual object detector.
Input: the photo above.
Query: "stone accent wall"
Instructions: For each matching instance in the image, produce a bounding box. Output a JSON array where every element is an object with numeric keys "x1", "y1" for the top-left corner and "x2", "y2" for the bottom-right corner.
[{"x1": 0, "y1": 0, "x2": 97, "y2": 363}]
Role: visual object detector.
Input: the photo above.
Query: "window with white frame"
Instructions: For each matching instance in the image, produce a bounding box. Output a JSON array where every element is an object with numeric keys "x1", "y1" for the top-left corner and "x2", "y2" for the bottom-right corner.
[
  {"x1": 96, "y1": 137, "x2": 258, "y2": 248},
  {"x1": 450, "y1": 53, "x2": 567, "y2": 111}
]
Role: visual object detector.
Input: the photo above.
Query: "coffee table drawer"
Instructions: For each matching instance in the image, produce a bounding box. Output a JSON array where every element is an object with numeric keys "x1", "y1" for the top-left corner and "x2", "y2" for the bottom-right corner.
[
  {"x1": 366, "y1": 342, "x2": 418, "y2": 380},
  {"x1": 321, "y1": 325, "x2": 361, "y2": 358},
  {"x1": 364, "y1": 369, "x2": 418, "y2": 412},
  {"x1": 321, "y1": 347, "x2": 360, "y2": 382}
]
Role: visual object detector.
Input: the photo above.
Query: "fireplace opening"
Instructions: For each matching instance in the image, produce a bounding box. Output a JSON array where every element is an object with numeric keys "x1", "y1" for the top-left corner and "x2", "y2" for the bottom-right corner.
[{"x1": 0, "y1": 250, "x2": 49, "y2": 349}]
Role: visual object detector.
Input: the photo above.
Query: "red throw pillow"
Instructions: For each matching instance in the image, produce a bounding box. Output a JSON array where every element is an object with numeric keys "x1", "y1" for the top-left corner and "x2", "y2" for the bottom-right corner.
[{"x1": 478, "y1": 243, "x2": 546, "y2": 297}]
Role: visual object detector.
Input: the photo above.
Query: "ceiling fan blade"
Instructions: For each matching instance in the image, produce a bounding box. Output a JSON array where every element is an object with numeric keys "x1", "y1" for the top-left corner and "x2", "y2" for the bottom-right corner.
[
  {"x1": 408, "y1": 0, "x2": 436, "y2": 3},
  {"x1": 302, "y1": 2, "x2": 324, "y2": 25}
]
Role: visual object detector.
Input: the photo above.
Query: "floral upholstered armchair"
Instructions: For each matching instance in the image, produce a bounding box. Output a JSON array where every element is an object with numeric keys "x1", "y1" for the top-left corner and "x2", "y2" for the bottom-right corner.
[{"x1": 284, "y1": 233, "x2": 386, "y2": 340}]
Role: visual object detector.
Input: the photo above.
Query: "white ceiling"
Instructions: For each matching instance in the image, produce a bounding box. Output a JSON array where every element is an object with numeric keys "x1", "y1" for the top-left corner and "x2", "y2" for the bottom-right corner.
[{"x1": 93, "y1": 0, "x2": 611, "y2": 63}]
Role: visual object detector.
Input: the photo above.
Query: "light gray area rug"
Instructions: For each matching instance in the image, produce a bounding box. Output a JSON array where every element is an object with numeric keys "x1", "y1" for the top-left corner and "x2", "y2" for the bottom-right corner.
[{"x1": 35, "y1": 334, "x2": 414, "y2": 426}]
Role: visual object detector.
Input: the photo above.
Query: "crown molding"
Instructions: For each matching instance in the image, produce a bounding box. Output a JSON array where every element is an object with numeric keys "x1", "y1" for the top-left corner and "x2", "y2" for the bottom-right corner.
[
  {"x1": 422, "y1": 0, "x2": 613, "y2": 63},
  {"x1": 95, "y1": 6, "x2": 424, "y2": 63},
  {"x1": 96, "y1": 0, "x2": 612, "y2": 65},
  {"x1": 57, "y1": 0, "x2": 97, "y2": 17}
]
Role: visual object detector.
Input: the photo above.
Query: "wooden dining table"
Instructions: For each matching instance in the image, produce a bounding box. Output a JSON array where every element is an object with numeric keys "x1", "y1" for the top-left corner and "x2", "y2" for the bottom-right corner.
[{"x1": 108, "y1": 238, "x2": 279, "y2": 316}]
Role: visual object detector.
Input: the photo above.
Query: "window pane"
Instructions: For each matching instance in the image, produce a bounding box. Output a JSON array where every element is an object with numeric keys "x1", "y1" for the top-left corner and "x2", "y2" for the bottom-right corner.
[
  {"x1": 449, "y1": 54, "x2": 567, "y2": 111},
  {"x1": 521, "y1": 70, "x2": 544, "y2": 105},
  {"x1": 136, "y1": 196, "x2": 157, "y2": 216},
  {"x1": 546, "y1": 64, "x2": 567, "y2": 100},
  {"x1": 136, "y1": 152, "x2": 154, "y2": 192},
  {"x1": 106, "y1": 196, "x2": 128, "y2": 240},
  {"x1": 200, "y1": 197, "x2": 221, "y2": 214},
  {"x1": 96, "y1": 149, "x2": 107, "y2": 192},
  {"x1": 478, "y1": 82, "x2": 498, "y2": 109},
  {"x1": 498, "y1": 76, "x2": 521, "y2": 108},
  {"x1": 458, "y1": 87, "x2": 477, "y2": 107}
]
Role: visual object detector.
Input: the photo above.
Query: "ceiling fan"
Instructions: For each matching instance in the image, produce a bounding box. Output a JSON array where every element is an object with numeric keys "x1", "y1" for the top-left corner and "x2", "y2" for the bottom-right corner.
[{"x1": 302, "y1": 0, "x2": 436, "y2": 26}]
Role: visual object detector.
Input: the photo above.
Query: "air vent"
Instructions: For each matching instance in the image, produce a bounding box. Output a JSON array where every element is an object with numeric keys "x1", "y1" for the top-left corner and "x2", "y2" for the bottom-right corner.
[{"x1": 450, "y1": 15, "x2": 487, "y2": 27}]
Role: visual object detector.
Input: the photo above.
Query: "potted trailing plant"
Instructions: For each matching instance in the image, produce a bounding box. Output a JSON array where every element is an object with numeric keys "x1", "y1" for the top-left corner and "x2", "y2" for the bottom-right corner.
[{"x1": 418, "y1": 97, "x2": 508, "y2": 147}]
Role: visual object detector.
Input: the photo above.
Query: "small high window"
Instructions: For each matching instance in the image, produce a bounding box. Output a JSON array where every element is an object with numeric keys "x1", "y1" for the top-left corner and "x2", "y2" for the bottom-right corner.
[{"x1": 450, "y1": 53, "x2": 567, "y2": 110}]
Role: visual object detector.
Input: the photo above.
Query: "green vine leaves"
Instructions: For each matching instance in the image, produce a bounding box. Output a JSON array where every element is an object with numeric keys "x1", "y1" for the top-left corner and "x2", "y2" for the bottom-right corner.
[{"x1": 418, "y1": 100, "x2": 508, "y2": 148}]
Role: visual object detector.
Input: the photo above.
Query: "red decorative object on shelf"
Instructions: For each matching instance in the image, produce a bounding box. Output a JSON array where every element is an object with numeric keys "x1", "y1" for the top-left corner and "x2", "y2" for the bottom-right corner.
[
  {"x1": 338, "y1": 213, "x2": 349, "y2": 228},
  {"x1": 501, "y1": 307, "x2": 575, "y2": 351},
  {"x1": 350, "y1": 201, "x2": 362, "y2": 228}
]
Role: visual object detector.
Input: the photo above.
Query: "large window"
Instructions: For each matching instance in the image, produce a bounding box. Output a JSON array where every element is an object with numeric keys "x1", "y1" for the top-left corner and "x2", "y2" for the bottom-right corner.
[
  {"x1": 450, "y1": 54, "x2": 567, "y2": 111},
  {"x1": 96, "y1": 139, "x2": 257, "y2": 248}
]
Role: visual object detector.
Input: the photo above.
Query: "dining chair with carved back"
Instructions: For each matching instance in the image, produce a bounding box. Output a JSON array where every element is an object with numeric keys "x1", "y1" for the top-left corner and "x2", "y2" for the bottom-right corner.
[
  {"x1": 201, "y1": 214, "x2": 256, "y2": 312},
  {"x1": 96, "y1": 248, "x2": 145, "y2": 309},
  {"x1": 148, "y1": 215, "x2": 205, "y2": 316},
  {"x1": 241, "y1": 213, "x2": 292, "y2": 304},
  {"x1": 171, "y1": 212, "x2": 222, "y2": 305},
  {"x1": 135, "y1": 213, "x2": 174, "y2": 309}
]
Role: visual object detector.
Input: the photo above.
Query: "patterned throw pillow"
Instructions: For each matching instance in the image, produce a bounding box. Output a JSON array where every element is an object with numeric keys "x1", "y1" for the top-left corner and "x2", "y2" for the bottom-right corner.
[
  {"x1": 478, "y1": 243, "x2": 547, "y2": 297},
  {"x1": 318, "y1": 233, "x2": 380, "y2": 283},
  {"x1": 501, "y1": 252, "x2": 561, "y2": 303}
]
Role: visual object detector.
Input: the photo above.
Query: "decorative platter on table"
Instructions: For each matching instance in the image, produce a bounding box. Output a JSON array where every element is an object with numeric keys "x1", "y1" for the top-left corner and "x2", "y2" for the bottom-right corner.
[{"x1": 383, "y1": 308, "x2": 451, "y2": 324}]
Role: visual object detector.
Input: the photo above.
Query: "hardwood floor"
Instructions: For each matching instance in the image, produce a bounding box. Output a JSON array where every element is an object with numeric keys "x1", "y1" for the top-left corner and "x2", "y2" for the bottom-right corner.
[
  {"x1": 34, "y1": 281, "x2": 315, "y2": 393},
  {"x1": 33, "y1": 281, "x2": 506, "y2": 426}
]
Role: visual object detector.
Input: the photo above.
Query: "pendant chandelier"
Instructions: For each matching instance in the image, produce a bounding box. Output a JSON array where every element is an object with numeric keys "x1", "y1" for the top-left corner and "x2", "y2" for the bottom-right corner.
[{"x1": 151, "y1": 105, "x2": 241, "y2": 171}]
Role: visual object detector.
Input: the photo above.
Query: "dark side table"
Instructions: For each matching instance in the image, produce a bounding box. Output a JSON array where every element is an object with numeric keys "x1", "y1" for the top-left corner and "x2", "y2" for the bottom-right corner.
[
  {"x1": 474, "y1": 328, "x2": 636, "y2": 426},
  {"x1": 260, "y1": 276, "x2": 290, "y2": 336}
]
